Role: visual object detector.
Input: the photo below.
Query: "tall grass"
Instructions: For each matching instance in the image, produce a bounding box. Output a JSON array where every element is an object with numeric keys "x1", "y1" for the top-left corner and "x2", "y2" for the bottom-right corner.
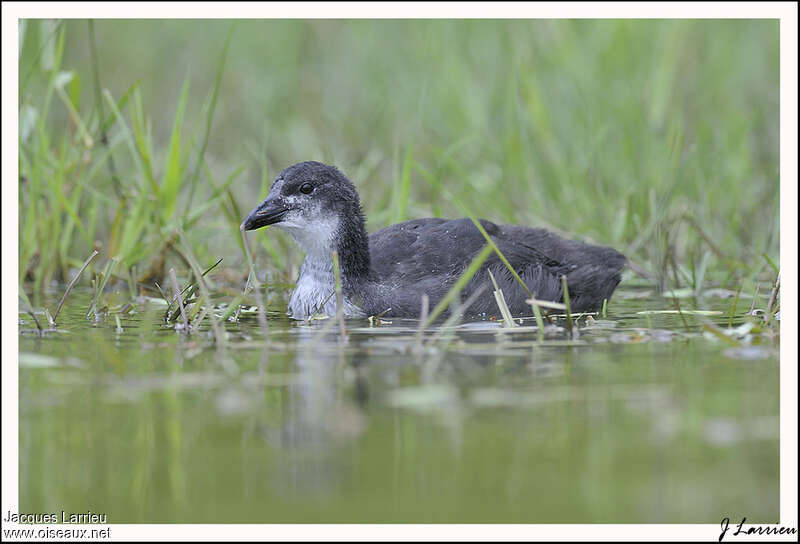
[
  {"x1": 18, "y1": 19, "x2": 779, "y2": 302},
  {"x1": 18, "y1": 21, "x2": 246, "y2": 301}
]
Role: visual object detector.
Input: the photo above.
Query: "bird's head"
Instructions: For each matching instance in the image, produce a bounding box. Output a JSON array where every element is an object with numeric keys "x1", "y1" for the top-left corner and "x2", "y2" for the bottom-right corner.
[{"x1": 241, "y1": 161, "x2": 364, "y2": 258}]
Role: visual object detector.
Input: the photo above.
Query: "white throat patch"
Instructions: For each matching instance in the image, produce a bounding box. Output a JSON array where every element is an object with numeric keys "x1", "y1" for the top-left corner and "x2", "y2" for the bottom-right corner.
[
  {"x1": 273, "y1": 194, "x2": 339, "y2": 259},
  {"x1": 275, "y1": 208, "x2": 363, "y2": 319},
  {"x1": 277, "y1": 217, "x2": 338, "y2": 259}
]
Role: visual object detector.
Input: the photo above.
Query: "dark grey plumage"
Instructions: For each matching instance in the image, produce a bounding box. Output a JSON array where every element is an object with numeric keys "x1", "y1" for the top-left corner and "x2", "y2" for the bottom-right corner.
[{"x1": 242, "y1": 161, "x2": 626, "y2": 319}]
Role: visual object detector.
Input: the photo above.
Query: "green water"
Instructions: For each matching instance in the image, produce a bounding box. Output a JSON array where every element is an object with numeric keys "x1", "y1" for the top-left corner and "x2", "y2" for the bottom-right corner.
[{"x1": 19, "y1": 287, "x2": 779, "y2": 523}]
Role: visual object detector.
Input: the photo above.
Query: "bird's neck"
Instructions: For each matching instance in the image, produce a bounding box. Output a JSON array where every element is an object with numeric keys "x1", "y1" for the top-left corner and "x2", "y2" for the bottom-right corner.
[
  {"x1": 331, "y1": 207, "x2": 371, "y2": 283},
  {"x1": 286, "y1": 205, "x2": 371, "y2": 317}
]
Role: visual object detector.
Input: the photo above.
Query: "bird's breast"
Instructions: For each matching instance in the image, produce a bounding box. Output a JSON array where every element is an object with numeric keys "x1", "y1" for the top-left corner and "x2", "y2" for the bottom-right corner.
[{"x1": 288, "y1": 256, "x2": 365, "y2": 319}]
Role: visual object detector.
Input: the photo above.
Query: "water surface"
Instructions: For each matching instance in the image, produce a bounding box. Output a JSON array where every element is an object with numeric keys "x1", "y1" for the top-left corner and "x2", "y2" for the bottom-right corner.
[{"x1": 18, "y1": 286, "x2": 779, "y2": 523}]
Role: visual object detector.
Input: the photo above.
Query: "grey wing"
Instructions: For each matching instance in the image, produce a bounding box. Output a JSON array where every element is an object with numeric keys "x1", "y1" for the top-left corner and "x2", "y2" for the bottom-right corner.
[
  {"x1": 368, "y1": 218, "x2": 493, "y2": 282},
  {"x1": 367, "y1": 218, "x2": 495, "y2": 315},
  {"x1": 367, "y1": 218, "x2": 625, "y2": 316},
  {"x1": 467, "y1": 226, "x2": 626, "y2": 314}
]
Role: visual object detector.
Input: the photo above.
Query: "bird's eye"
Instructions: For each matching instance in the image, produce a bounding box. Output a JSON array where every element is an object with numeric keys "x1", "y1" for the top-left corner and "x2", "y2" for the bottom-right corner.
[{"x1": 299, "y1": 183, "x2": 314, "y2": 195}]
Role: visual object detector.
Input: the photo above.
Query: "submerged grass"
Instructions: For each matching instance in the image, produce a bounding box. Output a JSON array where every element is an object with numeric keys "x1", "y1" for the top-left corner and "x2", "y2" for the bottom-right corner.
[
  {"x1": 169, "y1": 267, "x2": 189, "y2": 332},
  {"x1": 561, "y1": 275, "x2": 575, "y2": 337},
  {"x1": 53, "y1": 249, "x2": 97, "y2": 324},
  {"x1": 86, "y1": 257, "x2": 118, "y2": 318},
  {"x1": 163, "y1": 257, "x2": 222, "y2": 323},
  {"x1": 488, "y1": 269, "x2": 517, "y2": 328},
  {"x1": 529, "y1": 299, "x2": 547, "y2": 342},
  {"x1": 240, "y1": 229, "x2": 269, "y2": 334},
  {"x1": 331, "y1": 250, "x2": 348, "y2": 339}
]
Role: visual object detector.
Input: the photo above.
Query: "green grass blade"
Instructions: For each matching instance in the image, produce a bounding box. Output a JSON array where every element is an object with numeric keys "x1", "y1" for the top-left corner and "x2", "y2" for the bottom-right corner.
[
  {"x1": 561, "y1": 275, "x2": 574, "y2": 336},
  {"x1": 530, "y1": 300, "x2": 546, "y2": 342},
  {"x1": 86, "y1": 257, "x2": 118, "y2": 317},
  {"x1": 161, "y1": 77, "x2": 190, "y2": 222},
  {"x1": 415, "y1": 165, "x2": 532, "y2": 297},
  {"x1": 762, "y1": 253, "x2": 779, "y2": 274},
  {"x1": 468, "y1": 217, "x2": 532, "y2": 297},
  {"x1": 423, "y1": 243, "x2": 494, "y2": 328},
  {"x1": 488, "y1": 269, "x2": 517, "y2": 328},
  {"x1": 393, "y1": 144, "x2": 414, "y2": 224},
  {"x1": 185, "y1": 22, "x2": 235, "y2": 211},
  {"x1": 100, "y1": 79, "x2": 140, "y2": 135},
  {"x1": 129, "y1": 89, "x2": 159, "y2": 195}
]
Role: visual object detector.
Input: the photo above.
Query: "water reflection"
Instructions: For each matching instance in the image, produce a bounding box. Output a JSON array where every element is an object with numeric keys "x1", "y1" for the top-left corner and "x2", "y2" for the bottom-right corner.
[
  {"x1": 17, "y1": 288, "x2": 780, "y2": 522},
  {"x1": 248, "y1": 326, "x2": 368, "y2": 498}
]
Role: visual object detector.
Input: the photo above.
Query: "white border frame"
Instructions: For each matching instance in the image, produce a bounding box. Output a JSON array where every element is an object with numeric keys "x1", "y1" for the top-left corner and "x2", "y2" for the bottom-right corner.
[{"x1": 2, "y1": 2, "x2": 797, "y2": 541}]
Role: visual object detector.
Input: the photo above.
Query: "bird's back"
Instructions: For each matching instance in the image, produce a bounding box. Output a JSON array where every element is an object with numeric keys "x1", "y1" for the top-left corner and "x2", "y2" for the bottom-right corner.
[{"x1": 365, "y1": 217, "x2": 625, "y2": 317}]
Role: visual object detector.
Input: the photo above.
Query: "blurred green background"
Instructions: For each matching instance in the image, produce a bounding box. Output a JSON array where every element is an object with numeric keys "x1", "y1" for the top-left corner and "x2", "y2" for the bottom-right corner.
[{"x1": 18, "y1": 19, "x2": 779, "y2": 295}]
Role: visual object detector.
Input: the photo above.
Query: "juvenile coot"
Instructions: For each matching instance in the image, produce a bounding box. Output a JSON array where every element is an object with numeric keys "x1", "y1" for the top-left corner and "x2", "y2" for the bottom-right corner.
[{"x1": 241, "y1": 161, "x2": 626, "y2": 319}]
